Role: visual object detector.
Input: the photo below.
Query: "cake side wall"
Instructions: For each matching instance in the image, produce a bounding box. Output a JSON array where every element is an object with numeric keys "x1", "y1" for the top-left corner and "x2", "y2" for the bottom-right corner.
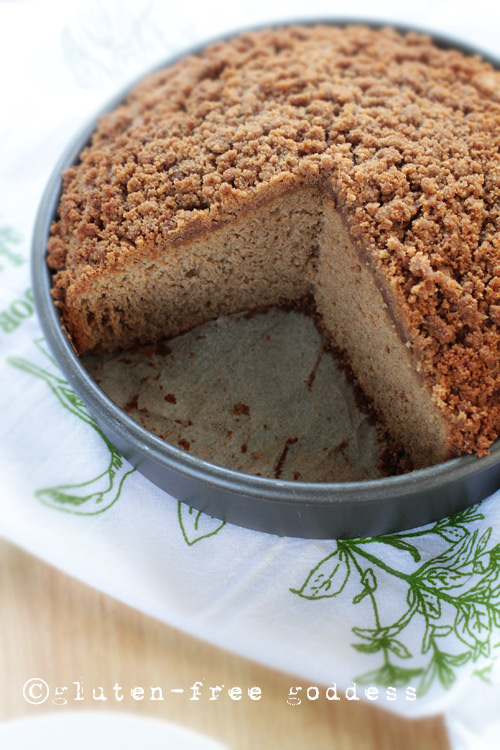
[
  {"x1": 61, "y1": 188, "x2": 323, "y2": 354},
  {"x1": 314, "y1": 203, "x2": 453, "y2": 469}
]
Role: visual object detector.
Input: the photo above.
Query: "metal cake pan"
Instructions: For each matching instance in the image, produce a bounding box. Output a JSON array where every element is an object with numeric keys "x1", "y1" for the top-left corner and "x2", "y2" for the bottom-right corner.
[{"x1": 32, "y1": 19, "x2": 500, "y2": 539}]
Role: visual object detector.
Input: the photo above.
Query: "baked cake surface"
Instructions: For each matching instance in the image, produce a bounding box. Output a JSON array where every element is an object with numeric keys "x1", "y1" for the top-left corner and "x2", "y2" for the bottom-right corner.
[{"x1": 47, "y1": 24, "x2": 500, "y2": 468}]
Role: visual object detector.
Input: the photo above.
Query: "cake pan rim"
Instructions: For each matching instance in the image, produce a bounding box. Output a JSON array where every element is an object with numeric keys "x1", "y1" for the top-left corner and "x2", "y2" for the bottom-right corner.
[{"x1": 31, "y1": 17, "x2": 500, "y2": 509}]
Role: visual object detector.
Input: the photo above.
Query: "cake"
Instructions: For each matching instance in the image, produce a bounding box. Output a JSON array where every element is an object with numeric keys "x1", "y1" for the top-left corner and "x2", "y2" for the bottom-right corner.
[{"x1": 47, "y1": 24, "x2": 500, "y2": 470}]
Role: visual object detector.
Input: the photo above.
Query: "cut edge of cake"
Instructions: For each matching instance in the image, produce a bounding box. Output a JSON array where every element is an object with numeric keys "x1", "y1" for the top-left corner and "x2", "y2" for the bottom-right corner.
[{"x1": 50, "y1": 184, "x2": 457, "y2": 469}]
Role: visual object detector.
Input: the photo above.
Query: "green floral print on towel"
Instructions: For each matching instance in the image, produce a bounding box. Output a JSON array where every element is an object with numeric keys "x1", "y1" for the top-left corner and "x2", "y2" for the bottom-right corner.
[
  {"x1": 291, "y1": 505, "x2": 500, "y2": 695},
  {"x1": 8, "y1": 338, "x2": 135, "y2": 514}
]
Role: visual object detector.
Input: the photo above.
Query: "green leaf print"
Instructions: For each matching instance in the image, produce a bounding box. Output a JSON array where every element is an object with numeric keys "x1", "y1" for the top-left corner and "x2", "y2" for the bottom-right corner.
[
  {"x1": 178, "y1": 501, "x2": 226, "y2": 545},
  {"x1": 0, "y1": 223, "x2": 25, "y2": 270},
  {"x1": 7, "y1": 339, "x2": 135, "y2": 514},
  {"x1": 352, "y1": 568, "x2": 377, "y2": 604},
  {"x1": 290, "y1": 545, "x2": 350, "y2": 600},
  {"x1": 291, "y1": 504, "x2": 500, "y2": 696}
]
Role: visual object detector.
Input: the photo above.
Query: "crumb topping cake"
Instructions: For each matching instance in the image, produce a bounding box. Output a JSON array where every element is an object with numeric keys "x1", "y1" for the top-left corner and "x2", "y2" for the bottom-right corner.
[{"x1": 47, "y1": 25, "x2": 500, "y2": 468}]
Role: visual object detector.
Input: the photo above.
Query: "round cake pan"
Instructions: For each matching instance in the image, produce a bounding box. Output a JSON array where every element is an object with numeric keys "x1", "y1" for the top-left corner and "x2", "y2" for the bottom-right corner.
[{"x1": 32, "y1": 19, "x2": 500, "y2": 539}]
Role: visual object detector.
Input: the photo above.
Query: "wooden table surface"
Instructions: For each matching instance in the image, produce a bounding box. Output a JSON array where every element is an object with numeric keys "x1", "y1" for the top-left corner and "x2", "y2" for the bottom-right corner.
[{"x1": 0, "y1": 539, "x2": 450, "y2": 749}]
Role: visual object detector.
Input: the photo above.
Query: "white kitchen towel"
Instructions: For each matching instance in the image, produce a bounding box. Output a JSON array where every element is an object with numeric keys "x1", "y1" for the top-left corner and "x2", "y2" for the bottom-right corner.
[{"x1": 2, "y1": 1, "x2": 500, "y2": 746}]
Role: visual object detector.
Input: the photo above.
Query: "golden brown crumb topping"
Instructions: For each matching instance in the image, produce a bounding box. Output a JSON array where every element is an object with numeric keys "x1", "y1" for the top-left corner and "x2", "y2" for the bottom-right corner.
[{"x1": 48, "y1": 24, "x2": 500, "y2": 454}]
